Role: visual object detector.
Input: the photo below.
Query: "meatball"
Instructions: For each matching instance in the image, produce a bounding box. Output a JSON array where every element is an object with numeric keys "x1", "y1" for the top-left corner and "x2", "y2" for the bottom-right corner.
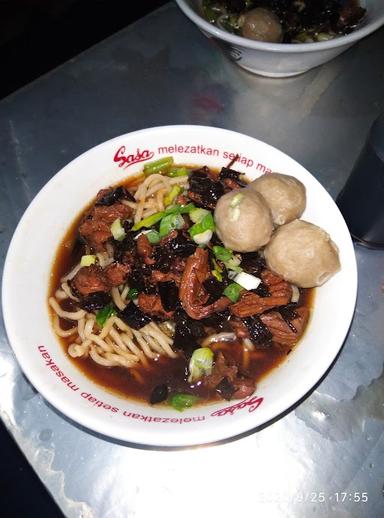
[
  {"x1": 239, "y1": 8, "x2": 283, "y2": 43},
  {"x1": 264, "y1": 219, "x2": 341, "y2": 288},
  {"x1": 214, "y1": 189, "x2": 273, "y2": 252},
  {"x1": 248, "y1": 173, "x2": 306, "y2": 226}
]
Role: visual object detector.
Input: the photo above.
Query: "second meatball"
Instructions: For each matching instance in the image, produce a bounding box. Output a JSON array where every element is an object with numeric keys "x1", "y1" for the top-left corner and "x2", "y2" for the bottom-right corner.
[{"x1": 248, "y1": 172, "x2": 306, "y2": 225}]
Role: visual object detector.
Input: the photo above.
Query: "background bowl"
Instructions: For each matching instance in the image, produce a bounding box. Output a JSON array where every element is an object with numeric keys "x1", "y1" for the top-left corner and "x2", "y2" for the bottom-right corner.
[
  {"x1": 2, "y1": 125, "x2": 357, "y2": 447},
  {"x1": 176, "y1": 0, "x2": 384, "y2": 77}
]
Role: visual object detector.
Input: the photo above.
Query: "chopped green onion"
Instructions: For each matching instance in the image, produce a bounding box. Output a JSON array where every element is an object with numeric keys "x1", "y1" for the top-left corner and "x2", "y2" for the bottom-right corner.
[
  {"x1": 213, "y1": 245, "x2": 233, "y2": 262},
  {"x1": 225, "y1": 256, "x2": 242, "y2": 272},
  {"x1": 212, "y1": 269, "x2": 223, "y2": 282},
  {"x1": 128, "y1": 288, "x2": 139, "y2": 300},
  {"x1": 230, "y1": 192, "x2": 244, "y2": 208},
  {"x1": 231, "y1": 272, "x2": 261, "y2": 291},
  {"x1": 189, "y1": 212, "x2": 215, "y2": 238},
  {"x1": 96, "y1": 303, "x2": 116, "y2": 327},
  {"x1": 131, "y1": 211, "x2": 165, "y2": 231},
  {"x1": 189, "y1": 207, "x2": 210, "y2": 224},
  {"x1": 212, "y1": 257, "x2": 223, "y2": 273},
  {"x1": 80, "y1": 254, "x2": 96, "y2": 267},
  {"x1": 143, "y1": 156, "x2": 174, "y2": 176},
  {"x1": 213, "y1": 246, "x2": 242, "y2": 272},
  {"x1": 159, "y1": 213, "x2": 185, "y2": 238},
  {"x1": 164, "y1": 185, "x2": 182, "y2": 207},
  {"x1": 164, "y1": 202, "x2": 195, "y2": 216},
  {"x1": 223, "y1": 282, "x2": 243, "y2": 302},
  {"x1": 228, "y1": 193, "x2": 243, "y2": 222},
  {"x1": 169, "y1": 393, "x2": 198, "y2": 412},
  {"x1": 211, "y1": 258, "x2": 223, "y2": 282},
  {"x1": 132, "y1": 205, "x2": 194, "y2": 233},
  {"x1": 188, "y1": 347, "x2": 214, "y2": 383},
  {"x1": 146, "y1": 229, "x2": 160, "y2": 244},
  {"x1": 111, "y1": 218, "x2": 126, "y2": 241},
  {"x1": 167, "y1": 167, "x2": 188, "y2": 177},
  {"x1": 193, "y1": 229, "x2": 213, "y2": 245}
]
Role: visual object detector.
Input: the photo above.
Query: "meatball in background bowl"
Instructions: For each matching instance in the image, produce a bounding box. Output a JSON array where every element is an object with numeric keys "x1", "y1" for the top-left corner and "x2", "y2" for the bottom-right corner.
[
  {"x1": 2, "y1": 125, "x2": 357, "y2": 446},
  {"x1": 175, "y1": 0, "x2": 384, "y2": 77}
]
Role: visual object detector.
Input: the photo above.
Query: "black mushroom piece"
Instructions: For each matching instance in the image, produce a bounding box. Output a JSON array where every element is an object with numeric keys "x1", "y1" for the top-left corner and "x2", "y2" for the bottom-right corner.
[
  {"x1": 223, "y1": 0, "x2": 246, "y2": 13},
  {"x1": 243, "y1": 315, "x2": 273, "y2": 347},
  {"x1": 129, "y1": 264, "x2": 157, "y2": 295},
  {"x1": 153, "y1": 231, "x2": 196, "y2": 272},
  {"x1": 239, "y1": 253, "x2": 270, "y2": 297},
  {"x1": 166, "y1": 232, "x2": 197, "y2": 257},
  {"x1": 173, "y1": 307, "x2": 207, "y2": 358},
  {"x1": 158, "y1": 281, "x2": 179, "y2": 312},
  {"x1": 96, "y1": 186, "x2": 135, "y2": 206},
  {"x1": 240, "y1": 251, "x2": 266, "y2": 277},
  {"x1": 215, "y1": 377, "x2": 236, "y2": 401},
  {"x1": 276, "y1": 303, "x2": 299, "y2": 333},
  {"x1": 203, "y1": 276, "x2": 228, "y2": 304},
  {"x1": 113, "y1": 231, "x2": 136, "y2": 263},
  {"x1": 188, "y1": 168, "x2": 224, "y2": 209},
  {"x1": 202, "y1": 310, "x2": 232, "y2": 332},
  {"x1": 150, "y1": 384, "x2": 169, "y2": 405},
  {"x1": 219, "y1": 167, "x2": 247, "y2": 188},
  {"x1": 118, "y1": 302, "x2": 151, "y2": 330},
  {"x1": 78, "y1": 292, "x2": 112, "y2": 312}
]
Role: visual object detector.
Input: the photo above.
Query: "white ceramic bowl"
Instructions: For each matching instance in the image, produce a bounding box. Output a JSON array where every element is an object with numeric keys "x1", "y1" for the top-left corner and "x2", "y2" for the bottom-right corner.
[
  {"x1": 176, "y1": 0, "x2": 384, "y2": 77},
  {"x1": 2, "y1": 125, "x2": 357, "y2": 446}
]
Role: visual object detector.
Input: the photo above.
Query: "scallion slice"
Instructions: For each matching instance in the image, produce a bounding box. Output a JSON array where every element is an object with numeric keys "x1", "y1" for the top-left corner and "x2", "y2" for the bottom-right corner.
[
  {"x1": 164, "y1": 185, "x2": 182, "y2": 207},
  {"x1": 212, "y1": 245, "x2": 233, "y2": 262},
  {"x1": 169, "y1": 393, "x2": 198, "y2": 412},
  {"x1": 146, "y1": 230, "x2": 160, "y2": 244},
  {"x1": 231, "y1": 272, "x2": 261, "y2": 291},
  {"x1": 189, "y1": 207, "x2": 210, "y2": 223},
  {"x1": 193, "y1": 229, "x2": 212, "y2": 245},
  {"x1": 164, "y1": 203, "x2": 195, "y2": 216},
  {"x1": 159, "y1": 213, "x2": 185, "y2": 238},
  {"x1": 80, "y1": 255, "x2": 97, "y2": 267},
  {"x1": 188, "y1": 347, "x2": 214, "y2": 383},
  {"x1": 127, "y1": 288, "x2": 139, "y2": 300},
  {"x1": 223, "y1": 282, "x2": 243, "y2": 302},
  {"x1": 111, "y1": 218, "x2": 126, "y2": 241},
  {"x1": 213, "y1": 246, "x2": 242, "y2": 272},
  {"x1": 96, "y1": 303, "x2": 116, "y2": 327},
  {"x1": 131, "y1": 211, "x2": 165, "y2": 231},
  {"x1": 143, "y1": 156, "x2": 174, "y2": 176},
  {"x1": 188, "y1": 212, "x2": 215, "y2": 238},
  {"x1": 167, "y1": 167, "x2": 188, "y2": 177}
]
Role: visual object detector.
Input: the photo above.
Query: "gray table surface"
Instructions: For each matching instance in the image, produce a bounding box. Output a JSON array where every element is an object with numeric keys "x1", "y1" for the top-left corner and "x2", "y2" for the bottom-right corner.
[{"x1": 1, "y1": 3, "x2": 383, "y2": 517}]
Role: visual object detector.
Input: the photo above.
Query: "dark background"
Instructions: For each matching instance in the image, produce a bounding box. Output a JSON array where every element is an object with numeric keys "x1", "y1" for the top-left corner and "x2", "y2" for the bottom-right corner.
[
  {"x1": 0, "y1": 0, "x2": 168, "y2": 99},
  {"x1": 0, "y1": 1, "x2": 167, "y2": 516}
]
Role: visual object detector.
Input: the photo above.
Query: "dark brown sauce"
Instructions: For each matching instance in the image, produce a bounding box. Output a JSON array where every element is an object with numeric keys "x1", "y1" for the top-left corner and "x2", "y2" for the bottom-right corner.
[{"x1": 48, "y1": 170, "x2": 314, "y2": 404}]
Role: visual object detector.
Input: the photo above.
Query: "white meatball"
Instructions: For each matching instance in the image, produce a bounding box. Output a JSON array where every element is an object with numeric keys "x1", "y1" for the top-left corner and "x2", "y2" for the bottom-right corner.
[
  {"x1": 214, "y1": 189, "x2": 273, "y2": 252},
  {"x1": 264, "y1": 219, "x2": 340, "y2": 288},
  {"x1": 248, "y1": 173, "x2": 306, "y2": 225},
  {"x1": 240, "y1": 8, "x2": 283, "y2": 43}
]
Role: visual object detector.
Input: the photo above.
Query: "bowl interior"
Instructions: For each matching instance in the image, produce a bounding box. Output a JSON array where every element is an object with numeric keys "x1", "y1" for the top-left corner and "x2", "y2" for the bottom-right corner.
[{"x1": 2, "y1": 125, "x2": 357, "y2": 446}]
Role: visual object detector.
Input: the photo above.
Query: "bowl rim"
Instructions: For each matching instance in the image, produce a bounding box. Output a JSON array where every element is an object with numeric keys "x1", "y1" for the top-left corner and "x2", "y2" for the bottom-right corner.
[
  {"x1": 176, "y1": 0, "x2": 384, "y2": 53},
  {"x1": 2, "y1": 124, "x2": 358, "y2": 446}
]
